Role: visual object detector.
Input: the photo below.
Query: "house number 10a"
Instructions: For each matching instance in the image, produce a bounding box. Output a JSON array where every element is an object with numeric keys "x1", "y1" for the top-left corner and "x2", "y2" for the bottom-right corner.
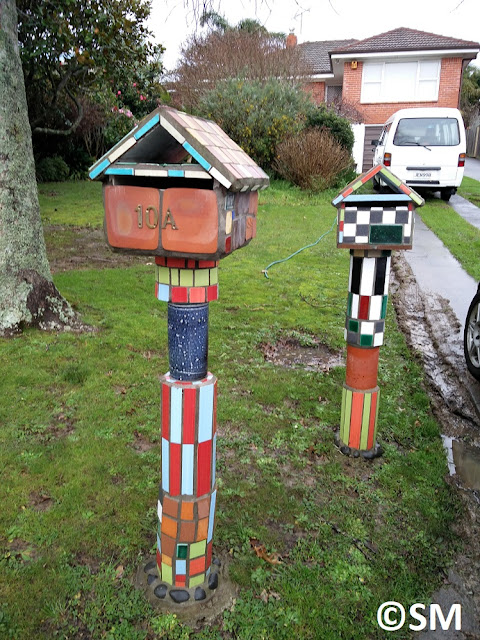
[{"x1": 135, "y1": 205, "x2": 178, "y2": 230}]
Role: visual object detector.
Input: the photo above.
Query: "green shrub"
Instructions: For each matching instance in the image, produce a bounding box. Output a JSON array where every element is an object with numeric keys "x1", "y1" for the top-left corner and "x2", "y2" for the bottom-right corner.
[
  {"x1": 306, "y1": 104, "x2": 354, "y2": 152},
  {"x1": 35, "y1": 156, "x2": 70, "y2": 183},
  {"x1": 197, "y1": 78, "x2": 311, "y2": 168},
  {"x1": 274, "y1": 127, "x2": 353, "y2": 191}
]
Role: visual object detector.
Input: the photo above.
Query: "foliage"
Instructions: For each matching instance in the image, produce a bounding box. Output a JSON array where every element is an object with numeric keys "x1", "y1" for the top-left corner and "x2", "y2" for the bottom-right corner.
[
  {"x1": 306, "y1": 104, "x2": 355, "y2": 152},
  {"x1": 17, "y1": 0, "x2": 166, "y2": 173},
  {"x1": 35, "y1": 156, "x2": 70, "y2": 183},
  {"x1": 274, "y1": 128, "x2": 354, "y2": 191},
  {"x1": 197, "y1": 78, "x2": 311, "y2": 168},
  {"x1": 18, "y1": 0, "x2": 163, "y2": 136},
  {"x1": 460, "y1": 64, "x2": 480, "y2": 127},
  {"x1": 172, "y1": 19, "x2": 311, "y2": 111}
]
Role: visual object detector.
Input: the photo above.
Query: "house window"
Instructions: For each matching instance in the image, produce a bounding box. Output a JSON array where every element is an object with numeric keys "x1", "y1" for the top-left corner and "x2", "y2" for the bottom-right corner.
[
  {"x1": 361, "y1": 60, "x2": 440, "y2": 103},
  {"x1": 326, "y1": 85, "x2": 342, "y2": 104}
]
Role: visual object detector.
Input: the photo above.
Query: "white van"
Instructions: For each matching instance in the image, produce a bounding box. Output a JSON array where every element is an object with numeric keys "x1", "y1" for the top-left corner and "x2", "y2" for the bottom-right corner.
[{"x1": 372, "y1": 107, "x2": 466, "y2": 201}]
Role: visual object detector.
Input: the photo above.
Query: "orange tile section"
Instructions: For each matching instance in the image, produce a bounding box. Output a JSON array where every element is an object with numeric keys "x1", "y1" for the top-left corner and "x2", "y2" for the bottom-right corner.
[
  {"x1": 162, "y1": 188, "x2": 218, "y2": 254},
  {"x1": 345, "y1": 345, "x2": 379, "y2": 390},
  {"x1": 104, "y1": 185, "x2": 160, "y2": 250},
  {"x1": 161, "y1": 516, "x2": 177, "y2": 539},
  {"x1": 348, "y1": 391, "x2": 364, "y2": 450},
  {"x1": 181, "y1": 501, "x2": 194, "y2": 520},
  {"x1": 189, "y1": 556, "x2": 206, "y2": 575},
  {"x1": 196, "y1": 518, "x2": 208, "y2": 541}
]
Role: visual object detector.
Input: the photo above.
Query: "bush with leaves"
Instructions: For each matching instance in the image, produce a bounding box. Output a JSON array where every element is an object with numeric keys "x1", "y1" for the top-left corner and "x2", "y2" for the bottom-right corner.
[
  {"x1": 274, "y1": 128, "x2": 353, "y2": 191},
  {"x1": 305, "y1": 104, "x2": 354, "y2": 153},
  {"x1": 35, "y1": 156, "x2": 70, "y2": 182},
  {"x1": 197, "y1": 78, "x2": 312, "y2": 169}
]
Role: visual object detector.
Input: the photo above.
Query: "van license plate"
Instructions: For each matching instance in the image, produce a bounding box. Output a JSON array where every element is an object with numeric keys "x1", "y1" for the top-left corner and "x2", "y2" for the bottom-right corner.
[{"x1": 415, "y1": 172, "x2": 431, "y2": 178}]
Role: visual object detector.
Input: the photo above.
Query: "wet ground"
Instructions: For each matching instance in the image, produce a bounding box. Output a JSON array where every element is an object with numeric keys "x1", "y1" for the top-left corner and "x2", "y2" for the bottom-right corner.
[{"x1": 391, "y1": 255, "x2": 480, "y2": 639}]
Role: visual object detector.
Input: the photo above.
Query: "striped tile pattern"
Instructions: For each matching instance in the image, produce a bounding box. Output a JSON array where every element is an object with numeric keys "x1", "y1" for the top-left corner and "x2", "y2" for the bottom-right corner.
[
  {"x1": 337, "y1": 203, "x2": 413, "y2": 249},
  {"x1": 155, "y1": 264, "x2": 219, "y2": 304},
  {"x1": 344, "y1": 251, "x2": 391, "y2": 348},
  {"x1": 340, "y1": 385, "x2": 380, "y2": 452},
  {"x1": 158, "y1": 373, "x2": 217, "y2": 587}
]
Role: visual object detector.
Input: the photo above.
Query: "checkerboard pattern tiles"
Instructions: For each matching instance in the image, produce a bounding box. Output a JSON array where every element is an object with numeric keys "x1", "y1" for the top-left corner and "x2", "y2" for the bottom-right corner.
[
  {"x1": 344, "y1": 252, "x2": 391, "y2": 347},
  {"x1": 340, "y1": 385, "x2": 380, "y2": 451},
  {"x1": 158, "y1": 373, "x2": 217, "y2": 587},
  {"x1": 338, "y1": 204, "x2": 413, "y2": 249}
]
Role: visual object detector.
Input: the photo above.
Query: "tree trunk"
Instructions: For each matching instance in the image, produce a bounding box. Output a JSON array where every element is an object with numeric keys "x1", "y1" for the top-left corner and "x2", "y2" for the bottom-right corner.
[{"x1": 0, "y1": 0, "x2": 78, "y2": 336}]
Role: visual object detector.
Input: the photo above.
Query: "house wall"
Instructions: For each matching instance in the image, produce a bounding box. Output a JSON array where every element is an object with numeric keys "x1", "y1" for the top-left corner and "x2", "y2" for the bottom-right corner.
[
  {"x1": 342, "y1": 58, "x2": 464, "y2": 124},
  {"x1": 304, "y1": 81, "x2": 325, "y2": 103}
]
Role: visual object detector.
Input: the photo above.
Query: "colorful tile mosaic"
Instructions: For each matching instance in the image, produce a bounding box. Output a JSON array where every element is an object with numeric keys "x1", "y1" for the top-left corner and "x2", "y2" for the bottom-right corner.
[
  {"x1": 340, "y1": 385, "x2": 380, "y2": 452},
  {"x1": 337, "y1": 203, "x2": 414, "y2": 249},
  {"x1": 89, "y1": 105, "x2": 270, "y2": 192},
  {"x1": 155, "y1": 265, "x2": 219, "y2": 303},
  {"x1": 157, "y1": 489, "x2": 217, "y2": 588},
  {"x1": 332, "y1": 164, "x2": 424, "y2": 208},
  {"x1": 332, "y1": 165, "x2": 423, "y2": 457}
]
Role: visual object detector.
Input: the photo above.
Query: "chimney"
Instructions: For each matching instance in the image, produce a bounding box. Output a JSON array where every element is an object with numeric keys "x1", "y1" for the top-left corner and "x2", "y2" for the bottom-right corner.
[{"x1": 286, "y1": 32, "x2": 297, "y2": 48}]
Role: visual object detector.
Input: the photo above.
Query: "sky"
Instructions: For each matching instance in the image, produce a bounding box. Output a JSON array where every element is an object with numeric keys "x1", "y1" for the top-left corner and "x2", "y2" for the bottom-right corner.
[{"x1": 149, "y1": 0, "x2": 480, "y2": 72}]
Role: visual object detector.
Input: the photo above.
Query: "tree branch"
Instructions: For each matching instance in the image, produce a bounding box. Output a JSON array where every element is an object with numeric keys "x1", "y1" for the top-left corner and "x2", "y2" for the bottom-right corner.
[{"x1": 32, "y1": 86, "x2": 84, "y2": 137}]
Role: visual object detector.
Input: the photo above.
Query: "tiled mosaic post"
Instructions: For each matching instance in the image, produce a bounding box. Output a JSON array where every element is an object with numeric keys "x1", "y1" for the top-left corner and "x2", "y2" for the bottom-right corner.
[
  {"x1": 155, "y1": 259, "x2": 219, "y2": 601},
  {"x1": 88, "y1": 105, "x2": 269, "y2": 605},
  {"x1": 332, "y1": 165, "x2": 424, "y2": 458}
]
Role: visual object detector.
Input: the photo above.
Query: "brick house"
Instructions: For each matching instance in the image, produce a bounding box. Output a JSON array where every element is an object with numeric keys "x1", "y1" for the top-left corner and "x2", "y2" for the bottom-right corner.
[{"x1": 289, "y1": 28, "x2": 480, "y2": 170}]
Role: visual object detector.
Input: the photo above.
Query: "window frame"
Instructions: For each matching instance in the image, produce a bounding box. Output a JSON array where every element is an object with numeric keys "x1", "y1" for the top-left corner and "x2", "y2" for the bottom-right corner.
[{"x1": 360, "y1": 59, "x2": 441, "y2": 104}]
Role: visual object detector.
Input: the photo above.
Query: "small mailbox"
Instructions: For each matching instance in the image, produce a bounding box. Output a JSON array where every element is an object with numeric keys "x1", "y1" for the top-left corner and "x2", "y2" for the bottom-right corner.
[
  {"x1": 331, "y1": 165, "x2": 424, "y2": 458},
  {"x1": 332, "y1": 164, "x2": 424, "y2": 251},
  {"x1": 89, "y1": 106, "x2": 269, "y2": 260}
]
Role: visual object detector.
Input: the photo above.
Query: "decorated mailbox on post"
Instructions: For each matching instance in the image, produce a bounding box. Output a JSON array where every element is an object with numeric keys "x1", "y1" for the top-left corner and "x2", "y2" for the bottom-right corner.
[
  {"x1": 89, "y1": 106, "x2": 268, "y2": 604},
  {"x1": 332, "y1": 164, "x2": 423, "y2": 458}
]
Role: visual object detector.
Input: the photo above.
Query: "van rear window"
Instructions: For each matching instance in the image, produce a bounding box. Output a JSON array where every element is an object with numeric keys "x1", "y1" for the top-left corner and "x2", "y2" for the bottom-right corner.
[{"x1": 393, "y1": 118, "x2": 460, "y2": 146}]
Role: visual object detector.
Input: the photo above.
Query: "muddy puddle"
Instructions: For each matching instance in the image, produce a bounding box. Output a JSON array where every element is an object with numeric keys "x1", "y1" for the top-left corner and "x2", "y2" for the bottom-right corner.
[
  {"x1": 260, "y1": 337, "x2": 344, "y2": 372},
  {"x1": 443, "y1": 436, "x2": 480, "y2": 493}
]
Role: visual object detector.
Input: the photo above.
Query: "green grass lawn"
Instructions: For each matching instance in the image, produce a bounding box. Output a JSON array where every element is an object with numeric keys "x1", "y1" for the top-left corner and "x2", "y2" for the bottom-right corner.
[
  {"x1": 458, "y1": 175, "x2": 480, "y2": 208},
  {"x1": 0, "y1": 180, "x2": 459, "y2": 639},
  {"x1": 417, "y1": 177, "x2": 480, "y2": 282}
]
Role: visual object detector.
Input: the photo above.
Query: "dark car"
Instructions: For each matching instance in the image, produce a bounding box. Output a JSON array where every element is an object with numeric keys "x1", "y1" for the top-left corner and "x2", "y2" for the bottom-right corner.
[{"x1": 464, "y1": 283, "x2": 480, "y2": 381}]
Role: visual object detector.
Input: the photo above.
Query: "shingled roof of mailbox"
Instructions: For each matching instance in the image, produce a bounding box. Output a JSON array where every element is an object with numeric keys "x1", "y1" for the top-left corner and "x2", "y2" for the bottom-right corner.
[
  {"x1": 89, "y1": 106, "x2": 270, "y2": 192},
  {"x1": 332, "y1": 164, "x2": 425, "y2": 208}
]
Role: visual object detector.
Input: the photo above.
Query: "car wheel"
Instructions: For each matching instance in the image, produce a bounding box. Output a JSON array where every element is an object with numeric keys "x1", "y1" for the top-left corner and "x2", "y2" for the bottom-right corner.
[
  {"x1": 441, "y1": 188, "x2": 454, "y2": 202},
  {"x1": 464, "y1": 289, "x2": 480, "y2": 381}
]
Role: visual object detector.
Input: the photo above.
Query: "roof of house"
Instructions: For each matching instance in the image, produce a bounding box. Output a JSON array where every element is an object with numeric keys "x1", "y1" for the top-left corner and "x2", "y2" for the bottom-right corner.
[
  {"x1": 299, "y1": 39, "x2": 357, "y2": 74},
  {"x1": 298, "y1": 28, "x2": 479, "y2": 74},
  {"x1": 89, "y1": 106, "x2": 269, "y2": 192},
  {"x1": 331, "y1": 27, "x2": 480, "y2": 55}
]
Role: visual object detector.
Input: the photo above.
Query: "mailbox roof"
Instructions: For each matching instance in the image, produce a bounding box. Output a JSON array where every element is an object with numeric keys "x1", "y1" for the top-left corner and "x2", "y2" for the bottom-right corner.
[
  {"x1": 89, "y1": 106, "x2": 269, "y2": 192},
  {"x1": 332, "y1": 164, "x2": 425, "y2": 207}
]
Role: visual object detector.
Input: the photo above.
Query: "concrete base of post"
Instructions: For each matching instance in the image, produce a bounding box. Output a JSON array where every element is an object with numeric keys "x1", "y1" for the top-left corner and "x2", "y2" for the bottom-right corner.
[
  {"x1": 334, "y1": 431, "x2": 383, "y2": 459},
  {"x1": 135, "y1": 552, "x2": 236, "y2": 624}
]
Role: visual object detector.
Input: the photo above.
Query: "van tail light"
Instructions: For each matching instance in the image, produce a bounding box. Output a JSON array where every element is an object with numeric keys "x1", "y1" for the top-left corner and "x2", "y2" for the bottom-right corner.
[
  {"x1": 383, "y1": 153, "x2": 392, "y2": 167},
  {"x1": 458, "y1": 153, "x2": 465, "y2": 167}
]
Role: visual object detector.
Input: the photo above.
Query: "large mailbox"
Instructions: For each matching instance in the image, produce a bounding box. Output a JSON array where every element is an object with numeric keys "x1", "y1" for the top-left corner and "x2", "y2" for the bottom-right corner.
[
  {"x1": 89, "y1": 106, "x2": 268, "y2": 260},
  {"x1": 89, "y1": 108, "x2": 269, "y2": 606}
]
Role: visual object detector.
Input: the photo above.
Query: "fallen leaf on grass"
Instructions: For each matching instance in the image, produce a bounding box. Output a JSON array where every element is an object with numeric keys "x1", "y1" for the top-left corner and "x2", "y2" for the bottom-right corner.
[
  {"x1": 115, "y1": 565, "x2": 124, "y2": 579},
  {"x1": 259, "y1": 589, "x2": 282, "y2": 603},
  {"x1": 250, "y1": 539, "x2": 282, "y2": 565}
]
